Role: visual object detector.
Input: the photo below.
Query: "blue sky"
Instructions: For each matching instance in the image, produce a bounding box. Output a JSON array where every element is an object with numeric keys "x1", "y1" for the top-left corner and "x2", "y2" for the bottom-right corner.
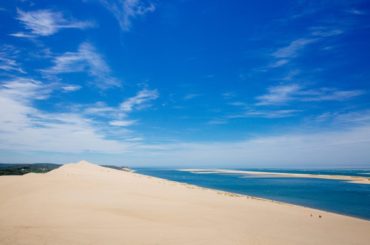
[{"x1": 1, "y1": 0, "x2": 370, "y2": 167}]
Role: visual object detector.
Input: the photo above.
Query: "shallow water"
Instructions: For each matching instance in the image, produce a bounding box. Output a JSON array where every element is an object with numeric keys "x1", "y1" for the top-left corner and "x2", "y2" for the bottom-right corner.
[{"x1": 135, "y1": 168, "x2": 370, "y2": 220}]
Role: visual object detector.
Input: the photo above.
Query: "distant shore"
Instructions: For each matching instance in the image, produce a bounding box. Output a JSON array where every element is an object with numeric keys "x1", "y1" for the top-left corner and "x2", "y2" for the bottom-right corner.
[
  {"x1": 180, "y1": 168, "x2": 370, "y2": 184},
  {"x1": 0, "y1": 161, "x2": 369, "y2": 245}
]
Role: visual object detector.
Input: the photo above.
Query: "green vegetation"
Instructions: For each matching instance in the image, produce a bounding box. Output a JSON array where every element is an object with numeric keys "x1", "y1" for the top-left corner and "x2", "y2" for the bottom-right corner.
[{"x1": 0, "y1": 163, "x2": 60, "y2": 175}]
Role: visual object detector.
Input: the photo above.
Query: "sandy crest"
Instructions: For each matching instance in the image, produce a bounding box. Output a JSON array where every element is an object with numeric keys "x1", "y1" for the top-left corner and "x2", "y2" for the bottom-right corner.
[{"x1": 0, "y1": 160, "x2": 369, "y2": 245}]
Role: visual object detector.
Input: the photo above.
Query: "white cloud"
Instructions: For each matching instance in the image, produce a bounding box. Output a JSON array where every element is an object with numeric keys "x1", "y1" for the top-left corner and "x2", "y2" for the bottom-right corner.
[
  {"x1": 0, "y1": 46, "x2": 25, "y2": 73},
  {"x1": 61, "y1": 85, "x2": 81, "y2": 92},
  {"x1": 273, "y1": 38, "x2": 316, "y2": 59},
  {"x1": 1, "y1": 78, "x2": 51, "y2": 100},
  {"x1": 269, "y1": 38, "x2": 316, "y2": 68},
  {"x1": 270, "y1": 26, "x2": 343, "y2": 68},
  {"x1": 109, "y1": 120, "x2": 137, "y2": 127},
  {"x1": 63, "y1": 88, "x2": 159, "y2": 128},
  {"x1": 101, "y1": 0, "x2": 155, "y2": 31},
  {"x1": 0, "y1": 78, "x2": 131, "y2": 153},
  {"x1": 230, "y1": 109, "x2": 300, "y2": 119},
  {"x1": 300, "y1": 89, "x2": 364, "y2": 102},
  {"x1": 0, "y1": 78, "x2": 163, "y2": 155},
  {"x1": 1, "y1": 79, "x2": 369, "y2": 167},
  {"x1": 269, "y1": 59, "x2": 289, "y2": 68},
  {"x1": 68, "y1": 89, "x2": 159, "y2": 123},
  {"x1": 44, "y1": 42, "x2": 120, "y2": 88},
  {"x1": 208, "y1": 109, "x2": 299, "y2": 125},
  {"x1": 314, "y1": 110, "x2": 370, "y2": 125},
  {"x1": 257, "y1": 84, "x2": 363, "y2": 106},
  {"x1": 120, "y1": 88, "x2": 159, "y2": 112},
  {"x1": 9, "y1": 32, "x2": 36, "y2": 38},
  {"x1": 310, "y1": 27, "x2": 343, "y2": 37},
  {"x1": 137, "y1": 125, "x2": 370, "y2": 167},
  {"x1": 12, "y1": 9, "x2": 93, "y2": 37},
  {"x1": 81, "y1": 102, "x2": 116, "y2": 116},
  {"x1": 256, "y1": 84, "x2": 300, "y2": 105}
]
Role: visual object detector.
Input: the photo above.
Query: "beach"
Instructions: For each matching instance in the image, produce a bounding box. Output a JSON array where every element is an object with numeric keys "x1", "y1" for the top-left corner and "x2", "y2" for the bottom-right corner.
[
  {"x1": 0, "y1": 161, "x2": 369, "y2": 245},
  {"x1": 181, "y1": 169, "x2": 370, "y2": 184}
]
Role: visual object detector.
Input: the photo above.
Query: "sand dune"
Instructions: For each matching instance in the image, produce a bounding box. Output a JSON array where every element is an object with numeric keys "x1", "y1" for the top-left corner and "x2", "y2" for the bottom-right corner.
[{"x1": 0, "y1": 161, "x2": 369, "y2": 245}]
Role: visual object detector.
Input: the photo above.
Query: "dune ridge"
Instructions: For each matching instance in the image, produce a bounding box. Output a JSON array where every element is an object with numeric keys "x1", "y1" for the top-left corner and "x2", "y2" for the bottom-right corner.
[{"x1": 0, "y1": 160, "x2": 369, "y2": 245}]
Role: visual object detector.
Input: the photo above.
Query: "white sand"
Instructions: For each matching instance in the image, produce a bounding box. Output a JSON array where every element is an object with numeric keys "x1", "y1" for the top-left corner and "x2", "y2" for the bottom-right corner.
[
  {"x1": 181, "y1": 168, "x2": 370, "y2": 184},
  {"x1": 0, "y1": 160, "x2": 369, "y2": 245}
]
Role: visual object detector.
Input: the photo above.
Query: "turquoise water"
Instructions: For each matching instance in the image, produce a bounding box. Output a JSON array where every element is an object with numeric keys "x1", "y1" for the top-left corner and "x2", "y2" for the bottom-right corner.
[{"x1": 135, "y1": 168, "x2": 370, "y2": 220}]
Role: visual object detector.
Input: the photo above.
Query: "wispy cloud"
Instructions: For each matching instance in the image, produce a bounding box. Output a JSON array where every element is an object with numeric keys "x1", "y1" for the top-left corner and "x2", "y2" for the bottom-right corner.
[
  {"x1": 256, "y1": 84, "x2": 363, "y2": 106},
  {"x1": 120, "y1": 88, "x2": 159, "y2": 112},
  {"x1": 273, "y1": 38, "x2": 316, "y2": 59},
  {"x1": 269, "y1": 38, "x2": 316, "y2": 68},
  {"x1": 269, "y1": 59, "x2": 289, "y2": 68},
  {"x1": 314, "y1": 110, "x2": 370, "y2": 125},
  {"x1": 0, "y1": 78, "x2": 51, "y2": 101},
  {"x1": 101, "y1": 0, "x2": 155, "y2": 31},
  {"x1": 229, "y1": 109, "x2": 300, "y2": 119},
  {"x1": 44, "y1": 42, "x2": 120, "y2": 88},
  {"x1": 80, "y1": 102, "x2": 116, "y2": 116},
  {"x1": 109, "y1": 120, "x2": 137, "y2": 127},
  {"x1": 11, "y1": 9, "x2": 94, "y2": 37},
  {"x1": 310, "y1": 27, "x2": 344, "y2": 37},
  {"x1": 138, "y1": 124, "x2": 370, "y2": 167},
  {"x1": 208, "y1": 109, "x2": 299, "y2": 125},
  {"x1": 2, "y1": 77, "x2": 369, "y2": 166},
  {"x1": 61, "y1": 85, "x2": 81, "y2": 92},
  {"x1": 256, "y1": 84, "x2": 300, "y2": 105},
  {"x1": 0, "y1": 78, "x2": 133, "y2": 153},
  {"x1": 72, "y1": 88, "x2": 159, "y2": 127},
  {"x1": 270, "y1": 25, "x2": 343, "y2": 68},
  {"x1": 0, "y1": 46, "x2": 25, "y2": 73}
]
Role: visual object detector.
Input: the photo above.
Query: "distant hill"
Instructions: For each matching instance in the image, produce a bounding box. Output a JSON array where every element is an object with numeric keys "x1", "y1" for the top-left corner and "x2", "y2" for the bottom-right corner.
[
  {"x1": 0, "y1": 163, "x2": 61, "y2": 175},
  {"x1": 0, "y1": 163, "x2": 133, "y2": 176}
]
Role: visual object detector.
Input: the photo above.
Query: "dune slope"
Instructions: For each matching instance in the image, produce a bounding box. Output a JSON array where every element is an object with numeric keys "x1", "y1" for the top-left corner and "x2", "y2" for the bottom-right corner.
[{"x1": 0, "y1": 160, "x2": 369, "y2": 245}]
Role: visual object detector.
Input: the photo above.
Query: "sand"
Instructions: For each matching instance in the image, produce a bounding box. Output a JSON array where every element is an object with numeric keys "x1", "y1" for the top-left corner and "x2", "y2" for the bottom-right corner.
[
  {"x1": 181, "y1": 169, "x2": 370, "y2": 184},
  {"x1": 0, "y1": 161, "x2": 369, "y2": 245}
]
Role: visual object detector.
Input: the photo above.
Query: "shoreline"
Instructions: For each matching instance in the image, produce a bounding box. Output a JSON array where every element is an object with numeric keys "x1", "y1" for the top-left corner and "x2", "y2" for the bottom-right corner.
[
  {"x1": 22, "y1": 166, "x2": 370, "y2": 221},
  {"x1": 136, "y1": 171, "x2": 370, "y2": 222},
  {"x1": 7, "y1": 164, "x2": 370, "y2": 220},
  {"x1": 1, "y1": 161, "x2": 370, "y2": 244},
  {"x1": 179, "y1": 168, "x2": 370, "y2": 184},
  {"x1": 137, "y1": 169, "x2": 370, "y2": 221}
]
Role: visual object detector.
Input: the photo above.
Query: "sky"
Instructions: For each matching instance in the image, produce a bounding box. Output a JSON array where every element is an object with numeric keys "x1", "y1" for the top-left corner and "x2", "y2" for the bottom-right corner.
[{"x1": 0, "y1": 0, "x2": 370, "y2": 168}]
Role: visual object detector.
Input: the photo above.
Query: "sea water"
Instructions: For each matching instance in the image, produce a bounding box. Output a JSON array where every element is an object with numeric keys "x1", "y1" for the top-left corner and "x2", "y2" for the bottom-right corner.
[{"x1": 135, "y1": 168, "x2": 370, "y2": 220}]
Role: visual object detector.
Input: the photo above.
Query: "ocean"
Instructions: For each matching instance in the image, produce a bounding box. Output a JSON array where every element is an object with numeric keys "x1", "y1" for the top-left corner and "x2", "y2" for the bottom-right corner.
[{"x1": 135, "y1": 168, "x2": 370, "y2": 220}]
